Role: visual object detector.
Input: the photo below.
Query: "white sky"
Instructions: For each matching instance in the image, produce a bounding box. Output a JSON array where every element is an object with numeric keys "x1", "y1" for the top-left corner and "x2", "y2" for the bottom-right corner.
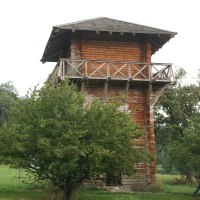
[{"x1": 0, "y1": 0, "x2": 199, "y2": 96}]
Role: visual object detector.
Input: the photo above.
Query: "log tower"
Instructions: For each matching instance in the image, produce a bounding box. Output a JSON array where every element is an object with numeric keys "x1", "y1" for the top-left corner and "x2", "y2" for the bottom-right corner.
[{"x1": 41, "y1": 17, "x2": 177, "y2": 187}]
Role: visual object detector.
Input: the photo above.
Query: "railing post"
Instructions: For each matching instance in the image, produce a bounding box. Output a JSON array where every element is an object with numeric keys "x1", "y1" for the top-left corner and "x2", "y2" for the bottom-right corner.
[
  {"x1": 128, "y1": 64, "x2": 131, "y2": 79},
  {"x1": 62, "y1": 60, "x2": 65, "y2": 76},
  {"x1": 85, "y1": 61, "x2": 88, "y2": 77},
  {"x1": 107, "y1": 62, "x2": 110, "y2": 78},
  {"x1": 57, "y1": 60, "x2": 62, "y2": 77},
  {"x1": 169, "y1": 64, "x2": 174, "y2": 83},
  {"x1": 149, "y1": 64, "x2": 152, "y2": 81}
]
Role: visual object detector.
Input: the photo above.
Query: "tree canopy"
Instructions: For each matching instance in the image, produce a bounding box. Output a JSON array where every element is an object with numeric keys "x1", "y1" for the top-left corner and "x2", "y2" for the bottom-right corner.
[
  {"x1": 0, "y1": 81, "x2": 147, "y2": 200},
  {"x1": 169, "y1": 116, "x2": 200, "y2": 175},
  {"x1": 0, "y1": 81, "x2": 18, "y2": 127},
  {"x1": 155, "y1": 68, "x2": 200, "y2": 181}
]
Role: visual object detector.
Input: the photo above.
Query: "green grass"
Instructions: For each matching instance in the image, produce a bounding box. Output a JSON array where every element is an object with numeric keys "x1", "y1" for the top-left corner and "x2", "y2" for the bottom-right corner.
[
  {"x1": 0, "y1": 165, "x2": 200, "y2": 199},
  {"x1": 0, "y1": 165, "x2": 49, "y2": 190},
  {"x1": 156, "y1": 174, "x2": 197, "y2": 195},
  {"x1": 0, "y1": 165, "x2": 28, "y2": 191},
  {"x1": 0, "y1": 191, "x2": 51, "y2": 200},
  {"x1": 0, "y1": 165, "x2": 52, "y2": 199},
  {"x1": 76, "y1": 191, "x2": 199, "y2": 200}
]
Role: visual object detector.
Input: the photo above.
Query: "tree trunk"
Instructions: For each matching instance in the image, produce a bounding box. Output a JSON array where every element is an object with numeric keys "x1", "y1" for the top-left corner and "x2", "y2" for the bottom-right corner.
[
  {"x1": 185, "y1": 168, "x2": 193, "y2": 183},
  {"x1": 62, "y1": 185, "x2": 73, "y2": 200}
]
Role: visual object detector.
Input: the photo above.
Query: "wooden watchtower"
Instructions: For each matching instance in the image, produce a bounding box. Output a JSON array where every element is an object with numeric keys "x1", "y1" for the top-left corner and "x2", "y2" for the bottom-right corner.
[{"x1": 41, "y1": 17, "x2": 176, "y2": 187}]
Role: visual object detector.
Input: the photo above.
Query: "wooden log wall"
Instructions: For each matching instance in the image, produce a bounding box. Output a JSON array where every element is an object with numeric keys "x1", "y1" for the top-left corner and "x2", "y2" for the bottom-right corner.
[
  {"x1": 70, "y1": 31, "x2": 155, "y2": 186},
  {"x1": 70, "y1": 32, "x2": 151, "y2": 62},
  {"x1": 70, "y1": 32, "x2": 152, "y2": 79},
  {"x1": 84, "y1": 85, "x2": 155, "y2": 186},
  {"x1": 81, "y1": 33, "x2": 144, "y2": 79},
  {"x1": 81, "y1": 33, "x2": 142, "y2": 61}
]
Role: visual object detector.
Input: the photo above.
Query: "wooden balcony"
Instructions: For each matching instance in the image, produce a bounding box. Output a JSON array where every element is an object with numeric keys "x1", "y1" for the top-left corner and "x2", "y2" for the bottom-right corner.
[{"x1": 51, "y1": 59, "x2": 175, "y2": 86}]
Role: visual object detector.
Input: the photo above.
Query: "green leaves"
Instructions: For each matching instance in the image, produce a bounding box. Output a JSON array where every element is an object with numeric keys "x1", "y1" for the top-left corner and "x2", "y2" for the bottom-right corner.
[
  {"x1": 169, "y1": 116, "x2": 200, "y2": 174},
  {"x1": 0, "y1": 80, "x2": 148, "y2": 198},
  {"x1": 0, "y1": 81, "x2": 18, "y2": 127},
  {"x1": 155, "y1": 68, "x2": 200, "y2": 176}
]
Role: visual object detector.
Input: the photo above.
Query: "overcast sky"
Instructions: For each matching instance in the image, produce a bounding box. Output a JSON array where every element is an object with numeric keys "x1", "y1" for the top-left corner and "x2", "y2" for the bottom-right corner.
[{"x1": 0, "y1": 0, "x2": 199, "y2": 96}]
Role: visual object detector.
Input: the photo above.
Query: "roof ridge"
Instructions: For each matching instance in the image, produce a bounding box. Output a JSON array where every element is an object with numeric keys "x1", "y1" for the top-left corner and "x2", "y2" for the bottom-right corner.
[{"x1": 54, "y1": 17, "x2": 105, "y2": 28}]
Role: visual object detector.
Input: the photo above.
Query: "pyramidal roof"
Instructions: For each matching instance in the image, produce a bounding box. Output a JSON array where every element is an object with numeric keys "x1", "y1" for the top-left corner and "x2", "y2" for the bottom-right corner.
[
  {"x1": 41, "y1": 17, "x2": 177, "y2": 63},
  {"x1": 54, "y1": 17, "x2": 176, "y2": 35}
]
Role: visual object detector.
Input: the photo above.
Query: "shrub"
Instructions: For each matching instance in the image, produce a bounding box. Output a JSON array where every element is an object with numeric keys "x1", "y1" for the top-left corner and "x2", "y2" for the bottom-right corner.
[{"x1": 147, "y1": 183, "x2": 164, "y2": 192}]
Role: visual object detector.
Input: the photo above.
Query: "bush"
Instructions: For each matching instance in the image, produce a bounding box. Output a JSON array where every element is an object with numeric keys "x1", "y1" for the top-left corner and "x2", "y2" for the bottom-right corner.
[
  {"x1": 132, "y1": 181, "x2": 164, "y2": 193},
  {"x1": 147, "y1": 183, "x2": 164, "y2": 192},
  {"x1": 170, "y1": 176, "x2": 187, "y2": 185},
  {"x1": 132, "y1": 183, "x2": 147, "y2": 192}
]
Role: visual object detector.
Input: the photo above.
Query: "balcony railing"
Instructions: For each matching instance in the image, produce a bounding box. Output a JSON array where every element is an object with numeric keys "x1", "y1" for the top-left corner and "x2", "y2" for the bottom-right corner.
[{"x1": 53, "y1": 58, "x2": 175, "y2": 83}]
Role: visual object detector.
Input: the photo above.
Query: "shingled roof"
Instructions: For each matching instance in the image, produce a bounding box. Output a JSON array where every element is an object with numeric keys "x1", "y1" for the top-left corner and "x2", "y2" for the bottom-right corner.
[{"x1": 41, "y1": 17, "x2": 177, "y2": 63}]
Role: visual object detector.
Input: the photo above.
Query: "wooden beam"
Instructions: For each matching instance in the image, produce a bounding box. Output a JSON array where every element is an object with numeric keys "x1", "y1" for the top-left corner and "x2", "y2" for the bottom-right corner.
[
  {"x1": 42, "y1": 50, "x2": 61, "y2": 62},
  {"x1": 125, "y1": 80, "x2": 130, "y2": 94},
  {"x1": 132, "y1": 64, "x2": 149, "y2": 80},
  {"x1": 150, "y1": 84, "x2": 169, "y2": 106},
  {"x1": 103, "y1": 80, "x2": 109, "y2": 99},
  {"x1": 81, "y1": 81, "x2": 85, "y2": 92}
]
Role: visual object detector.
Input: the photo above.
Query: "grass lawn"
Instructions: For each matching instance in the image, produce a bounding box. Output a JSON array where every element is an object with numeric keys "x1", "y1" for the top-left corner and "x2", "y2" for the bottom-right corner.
[
  {"x1": 156, "y1": 174, "x2": 197, "y2": 195},
  {"x1": 76, "y1": 191, "x2": 199, "y2": 200},
  {"x1": 0, "y1": 165, "x2": 200, "y2": 200},
  {"x1": 0, "y1": 165, "x2": 52, "y2": 199}
]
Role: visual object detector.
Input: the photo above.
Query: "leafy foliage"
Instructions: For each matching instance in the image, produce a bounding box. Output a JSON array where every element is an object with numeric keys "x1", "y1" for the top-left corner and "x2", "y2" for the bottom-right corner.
[
  {"x1": 0, "y1": 81, "x2": 18, "y2": 127},
  {"x1": 169, "y1": 116, "x2": 200, "y2": 175},
  {"x1": 0, "y1": 81, "x2": 147, "y2": 200},
  {"x1": 154, "y1": 68, "x2": 200, "y2": 179}
]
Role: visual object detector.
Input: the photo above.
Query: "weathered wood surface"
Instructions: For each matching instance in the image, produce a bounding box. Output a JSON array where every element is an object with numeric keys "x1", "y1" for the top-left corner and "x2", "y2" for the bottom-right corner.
[{"x1": 56, "y1": 59, "x2": 174, "y2": 84}]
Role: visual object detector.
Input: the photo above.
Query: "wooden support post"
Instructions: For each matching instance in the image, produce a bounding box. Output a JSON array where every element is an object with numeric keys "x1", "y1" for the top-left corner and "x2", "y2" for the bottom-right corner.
[
  {"x1": 144, "y1": 85, "x2": 151, "y2": 185},
  {"x1": 104, "y1": 80, "x2": 109, "y2": 99},
  {"x1": 62, "y1": 61, "x2": 65, "y2": 76},
  {"x1": 57, "y1": 60, "x2": 62, "y2": 77},
  {"x1": 150, "y1": 84, "x2": 169, "y2": 106},
  {"x1": 81, "y1": 81, "x2": 85, "y2": 92},
  {"x1": 125, "y1": 80, "x2": 130, "y2": 95},
  {"x1": 145, "y1": 83, "x2": 156, "y2": 184}
]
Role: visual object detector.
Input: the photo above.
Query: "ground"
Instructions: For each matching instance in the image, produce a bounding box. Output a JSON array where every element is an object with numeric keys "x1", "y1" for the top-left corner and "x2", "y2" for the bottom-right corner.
[{"x1": 0, "y1": 165, "x2": 200, "y2": 200}]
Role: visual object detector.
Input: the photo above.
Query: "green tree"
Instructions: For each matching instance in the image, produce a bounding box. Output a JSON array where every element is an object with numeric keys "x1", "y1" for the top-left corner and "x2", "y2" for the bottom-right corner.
[
  {"x1": 0, "y1": 81, "x2": 18, "y2": 127},
  {"x1": 154, "y1": 68, "x2": 200, "y2": 181},
  {"x1": 169, "y1": 116, "x2": 200, "y2": 176},
  {"x1": 0, "y1": 82, "x2": 147, "y2": 200}
]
